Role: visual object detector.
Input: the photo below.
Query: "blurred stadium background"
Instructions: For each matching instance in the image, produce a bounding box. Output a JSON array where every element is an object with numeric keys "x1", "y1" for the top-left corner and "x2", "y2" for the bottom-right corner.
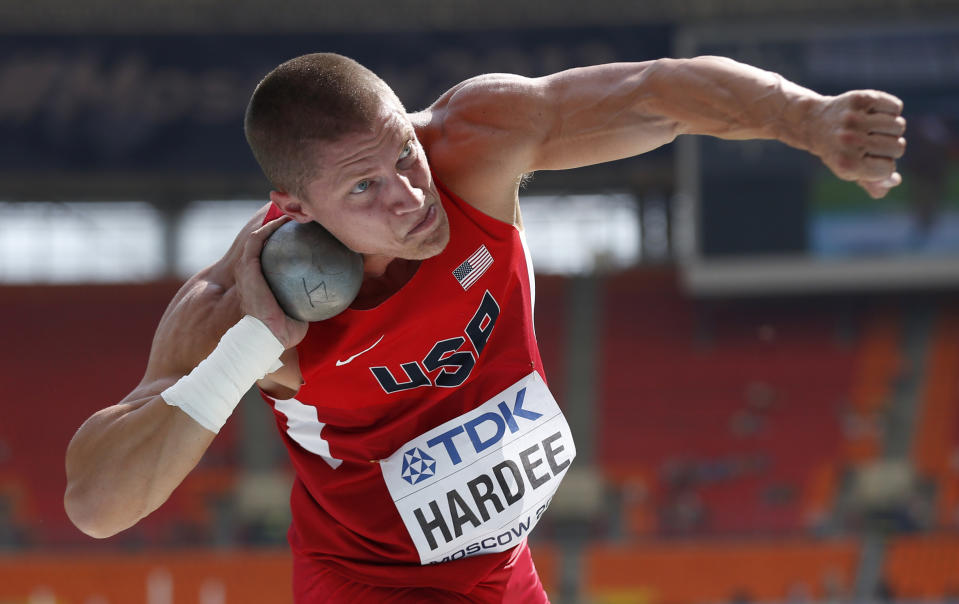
[{"x1": 2, "y1": 1, "x2": 959, "y2": 602}]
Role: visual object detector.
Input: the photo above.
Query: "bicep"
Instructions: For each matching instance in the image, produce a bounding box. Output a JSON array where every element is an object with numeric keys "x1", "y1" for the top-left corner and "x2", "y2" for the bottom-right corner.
[
  {"x1": 436, "y1": 57, "x2": 795, "y2": 176},
  {"x1": 426, "y1": 68, "x2": 679, "y2": 214},
  {"x1": 529, "y1": 61, "x2": 681, "y2": 171}
]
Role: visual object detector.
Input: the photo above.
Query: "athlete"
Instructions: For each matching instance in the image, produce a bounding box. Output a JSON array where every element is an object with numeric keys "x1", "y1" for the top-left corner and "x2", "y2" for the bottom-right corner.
[{"x1": 64, "y1": 53, "x2": 906, "y2": 602}]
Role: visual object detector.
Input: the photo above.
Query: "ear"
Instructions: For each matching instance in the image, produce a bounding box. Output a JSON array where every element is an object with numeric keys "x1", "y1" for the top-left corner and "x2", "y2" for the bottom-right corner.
[{"x1": 269, "y1": 190, "x2": 313, "y2": 224}]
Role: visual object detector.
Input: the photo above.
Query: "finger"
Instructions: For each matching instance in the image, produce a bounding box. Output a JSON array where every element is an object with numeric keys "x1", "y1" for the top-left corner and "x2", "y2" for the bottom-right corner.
[
  {"x1": 855, "y1": 155, "x2": 898, "y2": 180},
  {"x1": 863, "y1": 114, "x2": 907, "y2": 137},
  {"x1": 858, "y1": 172, "x2": 902, "y2": 199},
  {"x1": 861, "y1": 172, "x2": 901, "y2": 191},
  {"x1": 850, "y1": 90, "x2": 903, "y2": 116},
  {"x1": 252, "y1": 215, "x2": 293, "y2": 240},
  {"x1": 244, "y1": 216, "x2": 293, "y2": 258},
  {"x1": 865, "y1": 133, "x2": 907, "y2": 159},
  {"x1": 858, "y1": 181, "x2": 888, "y2": 199}
]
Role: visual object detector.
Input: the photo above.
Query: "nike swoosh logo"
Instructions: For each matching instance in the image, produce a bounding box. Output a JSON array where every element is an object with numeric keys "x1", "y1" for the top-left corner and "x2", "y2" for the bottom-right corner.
[{"x1": 335, "y1": 335, "x2": 385, "y2": 366}]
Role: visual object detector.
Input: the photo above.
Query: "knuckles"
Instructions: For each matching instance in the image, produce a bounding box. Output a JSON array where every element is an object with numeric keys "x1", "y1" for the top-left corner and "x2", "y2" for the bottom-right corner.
[
  {"x1": 846, "y1": 92, "x2": 871, "y2": 111},
  {"x1": 816, "y1": 91, "x2": 905, "y2": 191},
  {"x1": 842, "y1": 111, "x2": 861, "y2": 131},
  {"x1": 838, "y1": 130, "x2": 862, "y2": 148},
  {"x1": 834, "y1": 153, "x2": 859, "y2": 176}
]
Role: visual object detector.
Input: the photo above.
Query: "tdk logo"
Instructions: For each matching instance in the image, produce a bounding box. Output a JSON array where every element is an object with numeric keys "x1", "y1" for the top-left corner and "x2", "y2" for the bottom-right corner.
[
  {"x1": 401, "y1": 447, "x2": 437, "y2": 485},
  {"x1": 425, "y1": 388, "x2": 543, "y2": 466}
]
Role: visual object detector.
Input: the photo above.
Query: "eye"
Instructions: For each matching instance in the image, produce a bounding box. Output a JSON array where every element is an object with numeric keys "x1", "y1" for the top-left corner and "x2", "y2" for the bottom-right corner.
[
  {"x1": 398, "y1": 140, "x2": 414, "y2": 161},
  {"x1": 351, "y1": 179, "x2": 371, "y2": 194}
]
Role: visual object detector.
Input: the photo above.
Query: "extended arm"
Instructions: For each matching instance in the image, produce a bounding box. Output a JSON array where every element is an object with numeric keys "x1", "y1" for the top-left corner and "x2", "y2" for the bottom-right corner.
[
  {"x1": 425, "y1": 55, "x2": 905, "y2": 216},
  {"x1": 64, "y1": 212, "x2": 305, "y2": 538},
  {"x1": 533, "y1": 56, "x2": 905, "y2": 197}
]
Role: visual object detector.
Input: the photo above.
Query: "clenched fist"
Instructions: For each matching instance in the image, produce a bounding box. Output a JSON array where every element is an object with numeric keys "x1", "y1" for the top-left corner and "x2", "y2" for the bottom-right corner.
[{"x1": 807, "y1": 90, "x2": 907, "y2": 199}]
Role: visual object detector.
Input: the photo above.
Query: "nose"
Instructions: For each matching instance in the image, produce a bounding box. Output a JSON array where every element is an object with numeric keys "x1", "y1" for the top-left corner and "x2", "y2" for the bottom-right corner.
[{"x1": 388, "y1": 173, "x2": 426, "y2": 215}]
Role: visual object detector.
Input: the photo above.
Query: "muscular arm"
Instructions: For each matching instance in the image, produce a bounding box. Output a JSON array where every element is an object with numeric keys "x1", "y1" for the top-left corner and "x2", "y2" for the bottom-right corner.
[
  {"x1": 64, "y1": 208, "x2": 305, "y2": 538},
  {"x1": 64, "y1": 377, "x2": 218, "y2": 538},
  {"x1": 536, "y1": 57, "x2": 905, "y2": 193},
  {"x1": 531, "y1": 57, "x2": 807, "y2": 167},
  {"x1": 423, "y1": 56, "x2": 905, "y2": 219}
]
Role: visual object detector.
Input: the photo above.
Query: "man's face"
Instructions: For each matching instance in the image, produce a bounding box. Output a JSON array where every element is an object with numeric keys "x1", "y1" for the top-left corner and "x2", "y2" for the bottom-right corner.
[{"x1": 294, "y1": 104, "x2": 449, "y2": 266}]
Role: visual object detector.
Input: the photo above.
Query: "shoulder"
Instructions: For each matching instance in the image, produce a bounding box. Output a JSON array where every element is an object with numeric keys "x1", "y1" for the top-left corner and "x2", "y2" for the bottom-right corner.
[
  {"x1": 414, "y1": 74, "x2": 549, "y2": 153},
  {"x1": 411, "y1": 74, "x2": 551, "y2": 224},
  {"x1": 429, "y1": 73, "x2": 547, "y2": 122}
]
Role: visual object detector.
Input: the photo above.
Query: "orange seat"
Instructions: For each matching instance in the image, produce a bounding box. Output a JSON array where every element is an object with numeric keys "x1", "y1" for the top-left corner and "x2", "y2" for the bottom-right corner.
[
  {"x1": 885, "y1": 534, "x2": 959, "y2": 599},
  {"x1": 584, "y1": 539, "x2": 859, "y2": 604},
  {"x1": 529, "y1": 542, "x2": 561, "y2": 599}
]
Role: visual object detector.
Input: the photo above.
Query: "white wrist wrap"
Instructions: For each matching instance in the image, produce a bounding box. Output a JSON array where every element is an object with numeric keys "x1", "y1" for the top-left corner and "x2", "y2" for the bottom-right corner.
[{"x1": 161, "y1": 315, "x2": 285, "y2": 433}]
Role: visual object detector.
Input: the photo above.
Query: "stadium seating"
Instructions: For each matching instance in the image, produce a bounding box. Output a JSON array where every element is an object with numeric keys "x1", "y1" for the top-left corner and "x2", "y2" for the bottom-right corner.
[
  {"x1": 0, "y1": 282, "x2": 237, "y2": 546},
  {"x1": 583, "y1": 538, "x2": 859, "y2": 604},
  {"x1": 884, "y1": 534, "x2": 959, "y2": 599},
  {"x1": 911, "y1": 305, "x2": 959, "y2": 529},
  {"x1": 913, "y1": 305, "x2": 958, "y2": 478},
  {"x1": 844, "y1": 308, "x2": 902, "y2": 464},
  {"x1": 0, "y1": 550, "x2": 293, "y2": 603},
  {"x1": 532, "y1": 274, "x2": 569, "y2": 405},
  {"x1": 528, "y1": 541, "x2": 560, "y2": 599},
  {"x1": 597, "y1": 269, "x2": 863, "y2": 535},
  {"x1": 7, "y1": 274, "x2": 958, "y2": 604}
]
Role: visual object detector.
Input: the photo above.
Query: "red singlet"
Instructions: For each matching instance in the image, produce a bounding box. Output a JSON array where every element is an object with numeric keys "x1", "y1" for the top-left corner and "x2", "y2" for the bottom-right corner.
[{"x1": 261, "y1": 178, "x2": 573, "y2": 601}]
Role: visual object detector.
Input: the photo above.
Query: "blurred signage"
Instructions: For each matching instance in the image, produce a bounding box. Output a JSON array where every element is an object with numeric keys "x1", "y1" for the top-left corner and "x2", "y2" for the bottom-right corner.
[{"x1": 0, "y1": 28, "x2": 669, "y2": 175}]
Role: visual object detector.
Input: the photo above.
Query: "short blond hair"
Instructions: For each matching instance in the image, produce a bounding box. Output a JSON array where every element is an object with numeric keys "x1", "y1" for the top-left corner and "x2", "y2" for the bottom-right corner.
[{"x1": 244, "y1": 53, "x2": 403, "y2": 197}]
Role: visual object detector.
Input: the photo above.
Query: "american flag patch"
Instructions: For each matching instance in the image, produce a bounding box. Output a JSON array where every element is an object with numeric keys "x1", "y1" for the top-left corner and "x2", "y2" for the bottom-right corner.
[{"x1": 452, "y1": 245, "x2": 494, "y2": 290}]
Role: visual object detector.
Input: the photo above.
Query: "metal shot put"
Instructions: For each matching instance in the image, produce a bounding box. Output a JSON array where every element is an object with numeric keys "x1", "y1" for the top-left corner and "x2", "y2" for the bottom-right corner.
[{"x1": 260, "y1": 220, "x2": 363, "y2": 322}]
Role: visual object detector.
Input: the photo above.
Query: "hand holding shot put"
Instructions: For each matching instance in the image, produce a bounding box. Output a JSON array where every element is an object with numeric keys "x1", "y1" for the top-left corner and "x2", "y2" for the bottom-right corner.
[
  {"x1": 259, "y1": 218, "x2": 363, "y2": 323},
  {"x1": 65, "y1": 51, "x2": 905, "y2": 602},
  {"x1": 63, "y1": 209, "x2": 302, "y2": 536},
  {"x1": 235, "y1": 215, "x2": 309, "y2": 349}
]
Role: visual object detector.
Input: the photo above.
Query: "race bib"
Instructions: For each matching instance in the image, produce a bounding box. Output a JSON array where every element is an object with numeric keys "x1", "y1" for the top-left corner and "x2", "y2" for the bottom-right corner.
[{"x1": 381, "y1": 371, "x2": 575, "y2": 564}]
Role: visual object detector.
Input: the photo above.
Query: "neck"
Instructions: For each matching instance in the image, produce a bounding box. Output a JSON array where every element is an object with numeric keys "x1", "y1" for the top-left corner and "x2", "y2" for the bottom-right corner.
[
  {"x1": 352, "y1": 255, "x2": 421, "y2": 309},
  {"x1": 362, "y1": 254, "x2": 395, "y2": 279}
]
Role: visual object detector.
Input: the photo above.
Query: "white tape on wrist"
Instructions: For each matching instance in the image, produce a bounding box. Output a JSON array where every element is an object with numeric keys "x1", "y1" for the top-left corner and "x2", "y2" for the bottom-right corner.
[{"x1": 161, "y1": 315, "x2": 285, "y2": 433}]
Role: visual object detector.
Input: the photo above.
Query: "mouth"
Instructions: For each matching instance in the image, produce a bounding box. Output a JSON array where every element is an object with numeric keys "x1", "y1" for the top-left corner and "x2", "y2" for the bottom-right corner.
[{"x1": 407, "y1": 204, "x2": 438, "y2": 237}]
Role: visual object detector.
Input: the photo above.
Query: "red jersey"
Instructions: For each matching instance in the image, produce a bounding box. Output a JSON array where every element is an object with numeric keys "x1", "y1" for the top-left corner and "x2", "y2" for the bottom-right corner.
[{"x1": 261, "y1": 179, "x2": 574, "y2": 593}]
